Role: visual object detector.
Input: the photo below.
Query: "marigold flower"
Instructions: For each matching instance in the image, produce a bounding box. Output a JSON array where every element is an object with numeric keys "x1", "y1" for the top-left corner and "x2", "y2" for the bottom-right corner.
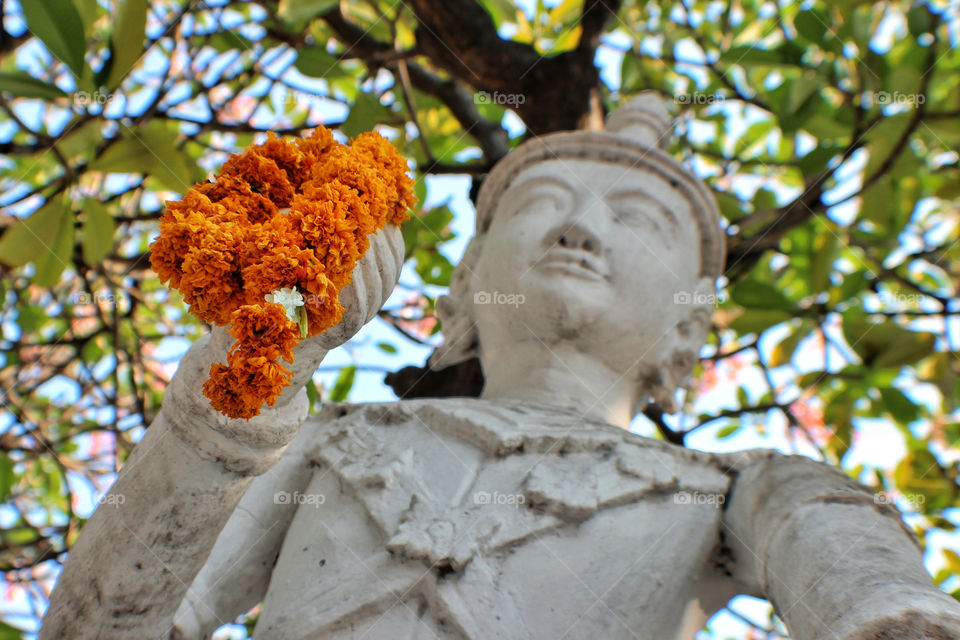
[
  {"x1": 228, "y1": 303, "x2": 299, "y2": 363},
  {"x1": 220, "y1": 150, "x2": 296, "y2": 208},
  {"x1": 204, "y1": 355, "x2": 292, "y2": 420},
  {"x1": 149, "y1": 125, "x2": 415, "y2": 419}
]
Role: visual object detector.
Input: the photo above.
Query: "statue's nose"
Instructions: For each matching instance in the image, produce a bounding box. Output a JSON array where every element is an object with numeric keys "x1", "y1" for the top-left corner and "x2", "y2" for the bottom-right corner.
[
  {"x1": 546, "y1": 218, "x2": 603, "y2": 257},
  {"x1": 557, "y1": 226, "x2": 598, "y2": 253},
  {"x1": 551, "y1": 193, "x2": 610, "y2": 253}
]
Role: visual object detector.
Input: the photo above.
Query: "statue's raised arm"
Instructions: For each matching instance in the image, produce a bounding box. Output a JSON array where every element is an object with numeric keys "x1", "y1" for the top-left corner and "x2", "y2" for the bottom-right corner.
[{"x1": 40, "y1": 129, "x2": 411, "y2": 639}]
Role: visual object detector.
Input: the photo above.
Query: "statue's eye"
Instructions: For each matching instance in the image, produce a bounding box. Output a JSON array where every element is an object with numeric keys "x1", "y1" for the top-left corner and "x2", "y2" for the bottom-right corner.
[
  {"x1": 610, "y1": 199, "x2": 665, "y2": 233},
  {"x1": 607, "y1": 195, "x2": 676, "y2": 235},
  {"x1": 508, "y1": 185, "x2": 572, "y2": 218}
]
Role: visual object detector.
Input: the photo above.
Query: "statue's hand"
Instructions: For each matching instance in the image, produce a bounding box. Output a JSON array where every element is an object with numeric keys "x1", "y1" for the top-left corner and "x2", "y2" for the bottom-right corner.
[
  {"x1": 311, "y1": 223, "x2": 406, "y2": 352},
  {"x1": 199, "y1": 224, "x2": 405, "y2": 414},
  {"x1": 273, "y1": 223, "x2": 405, "y2": 394}
]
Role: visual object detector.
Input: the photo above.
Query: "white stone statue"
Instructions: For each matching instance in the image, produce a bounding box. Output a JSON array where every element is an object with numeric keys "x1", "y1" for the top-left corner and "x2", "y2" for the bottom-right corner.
[{"x1": 42, "y1": 94, "x2": 960, "y2": 640}]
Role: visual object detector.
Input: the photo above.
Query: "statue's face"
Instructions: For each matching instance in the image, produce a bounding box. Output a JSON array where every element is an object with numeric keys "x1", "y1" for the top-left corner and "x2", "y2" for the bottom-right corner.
[{"x1": 470, "y1": 158, "x2": 709, "y2": 376}]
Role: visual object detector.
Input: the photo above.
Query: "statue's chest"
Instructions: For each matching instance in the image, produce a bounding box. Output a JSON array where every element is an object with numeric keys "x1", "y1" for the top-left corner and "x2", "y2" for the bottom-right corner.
[
  {"x1": 256, "y1": 401, "x2": 736, "y2": 639},
  {"x1": 303, "y1": 401, "x2": 732, "y2": 572}
]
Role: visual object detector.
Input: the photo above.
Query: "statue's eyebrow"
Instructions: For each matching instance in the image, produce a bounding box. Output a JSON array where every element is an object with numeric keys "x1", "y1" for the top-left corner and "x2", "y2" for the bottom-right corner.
[
  {"x1": 505, "y1": 174, "x2": 576, "y2": 199},
  {"x1": 604, "y1": 188, "x2": 680, "y2": 230}
]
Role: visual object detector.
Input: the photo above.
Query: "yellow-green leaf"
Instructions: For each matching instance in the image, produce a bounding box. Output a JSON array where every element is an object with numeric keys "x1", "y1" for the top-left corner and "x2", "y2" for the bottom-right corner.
[
  {"x1": 809, "y1": 227, "x2": 839, "y2": 293},
  {"x1": 105, "y1": 0, "x2": 147, "y2": 89},
  {"x1": 89, "y1": 125, "x2": 199, "y2": 192},
  {"x1": 295, "y1": 48, "x2": 344, "y2": 79},
  {"x1": 342, "y1": 92, "x2": 390, "y2": 139},
  {"x1": 0, "y1": 200, "x2": 75, "y2": 286},
  {"x1": 81, "y1": 198, "x2": 115, "y2": 264},
  {"x1": 0, "y1": 71, "x2": 67, "y2": 100},
  {"x1": 329, "y1": 365, "x2": 356, "y2": 402},
  {"x1": 21, "y1": 0, "x2": 87, "y2": 78},
  {"x1": 278, "y1": 0, "x2": 338, "y2": 24}
]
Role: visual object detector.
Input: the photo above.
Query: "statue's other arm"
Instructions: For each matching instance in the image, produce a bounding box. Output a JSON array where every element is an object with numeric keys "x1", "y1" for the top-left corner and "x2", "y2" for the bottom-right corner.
[
  {"x1": 722, "y1": 453, "x2": 960, "y2": 640},
  {"x1": 40, "y1": 226, "x2": 404, "y2": 639},
  {"x1": 40, "y1": 328, "x2": 314, "y2": 640}
]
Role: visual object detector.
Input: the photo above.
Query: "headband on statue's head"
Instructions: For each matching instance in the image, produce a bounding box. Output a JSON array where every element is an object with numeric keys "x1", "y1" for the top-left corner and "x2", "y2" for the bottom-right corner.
[{"x1": 474, "y1": 91, "x2": 725, "y2": 278}]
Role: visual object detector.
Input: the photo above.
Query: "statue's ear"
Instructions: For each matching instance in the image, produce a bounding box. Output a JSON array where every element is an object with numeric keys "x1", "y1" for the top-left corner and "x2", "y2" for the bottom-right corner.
[
  {"x1": 646, "y1": 277, "x2": 716, "y2": 415},
  {"x1": 673, "y1": 277, "x2": 715, "y2": 341},
  {"x1": 689, "y1": 276, "x2": 716, "y2": 333}
]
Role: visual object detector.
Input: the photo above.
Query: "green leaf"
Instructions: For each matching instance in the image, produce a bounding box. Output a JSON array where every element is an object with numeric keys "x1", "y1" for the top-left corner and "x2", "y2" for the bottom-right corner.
[
  {"x1": 798, "y1": 145, "x2": 841, "y2": 176},
  {"x1": 278, "y1": 0, "x2": 338, "y2": 24},
  {"x1": 56, "y1": 118, "x2": 105, "y2": 163},
  {"x1": 0, "y1": 200, "x2": 75, "y2": 286},
  {"x1": 208, "y1": 31, "x2": 253, "y2": 53},
  {"x1": 341, "y1": 91, "x2": 391, "y2": 139},
  {"x1": 730, "y1": 279, "x2": 797, "y2": 312},
  {"x1": 89, "y1": 124, "x2": 200, "y2": 192},
  {"x1": 771, "y1": 321, "x2": 812, "y2": 367},
  {"x1": 734, "y1": 120, "x2": 775, "y2": 155},
  {"x1": 716, "y1": 424, "x2": 740, "y2": 439},
  {"x1": 17, "y1": 305, "x2": 49, "y2": 333},
  {"x1": 809, "y1": 227, "x2": 839, "y2": 293},
  {"x1": 295, "y1": 47, "x2": 345, "y2": 78},
  {"x1": 619, "y1": 52, "x2": 644, "y2": 92},
  {"x1": 906, "y1": 7, "x2": 933, "y2": 38},
  {"x1": 842, "y1": 317, "x2": 936, "y2": 368},
  {"x1": 864, "y1": 114, "x2": 911, "y2": 178},
  {"x1": 802, "y1": 115, "x2": 851, "y2": 140},
  {"x1": 21, "y1": 0, "x2": 87, "y2": 78},
  {"x1": 873, "y1": 331, "x2": 937, "y2": 369},
  {"x1": 894, "y1": 449, "x2": 955, "y2": 511},
  {"x1": 413, "y1": 247, "x2": 454, "y2": 286},
  {"x1": 785, "y1": 74, "x2": 821, "y2": 116},
  {"x1": 0, "y1": 71, "x2": 67, "y2": 100},
  {"x1": 719, "y1": 46, "x2": 789, "y2": 67},
  {"x1": 878, "y1": 387, "x2": 920, "y2": 423},
  {"x1": 74, "y1": 0, "x2": 102, "y2": 36},
  {"x1": 860, "y1": 178, "x2": 895, "y2": 227},
  {"x1": 305, "y1": 379, "x2": 319, "y2": 408},
  {"x1": 376, "y1": 341, "x2": 398, "y2": 354},
  {"x1": 0, "y1": 454, "x2": 14, "y2": 503},
  {"x1": 478, "y1": 0, "x2": 516, "y2": 28},
  {"x1": 296, "y1": 305, "x2": 309, "y2": 338},
  {"x1": 81, "y1": 198, "x2": 116, "y2": 264},
  {"x1": 835, "y1": 268, "x2": 870, "y2": 304},
  {"x1": 729, "y1": 309, "x2": 792, "y2": 334},
  {"x1": 0, "y1": 620, "x2": 24, "y2": 640},
  {"x1": 795, "y1": 9, "x2": 829, "y2": 43},
  {"x1": 329, "y1": 365, "x2": 357, "y2": 402},
  {"x1": 105, "y1": 0, "x2": 147, "y2": 89},
  {"x1": 88, "y1": 136, "x2": 152, "y2": 173}
]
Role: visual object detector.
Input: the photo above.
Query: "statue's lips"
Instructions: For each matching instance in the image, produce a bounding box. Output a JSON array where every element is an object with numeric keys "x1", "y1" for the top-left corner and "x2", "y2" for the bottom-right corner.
[{"x1": 536, "y1": 248, "x2": 609, "y2": 281}]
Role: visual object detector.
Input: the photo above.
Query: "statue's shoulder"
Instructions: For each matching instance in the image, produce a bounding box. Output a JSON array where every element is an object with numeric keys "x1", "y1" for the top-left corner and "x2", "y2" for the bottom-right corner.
[{"x1": 711, "y1": 446, "x2": 853, "y2": 480}]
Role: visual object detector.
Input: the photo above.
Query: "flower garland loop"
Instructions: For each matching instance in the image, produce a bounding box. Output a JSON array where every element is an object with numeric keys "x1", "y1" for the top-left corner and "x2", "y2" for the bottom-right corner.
[{"x1": 149, "y1": 127, "x2": 416, "y2": 419}]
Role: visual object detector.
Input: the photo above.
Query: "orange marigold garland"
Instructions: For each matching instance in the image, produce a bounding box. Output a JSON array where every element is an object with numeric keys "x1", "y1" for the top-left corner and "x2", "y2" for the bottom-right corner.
[{"x1": 150, "y1": 127, "x2": 416, "y2": 419}]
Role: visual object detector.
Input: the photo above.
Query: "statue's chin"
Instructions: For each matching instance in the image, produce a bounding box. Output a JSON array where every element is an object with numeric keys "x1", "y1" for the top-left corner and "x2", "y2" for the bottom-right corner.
[
  {"x1": 528, "y1": 278, "x2": 613, "y2": 320},
  {"x1": 498, "y1": 294, "x2": 605, "y2": 345}
]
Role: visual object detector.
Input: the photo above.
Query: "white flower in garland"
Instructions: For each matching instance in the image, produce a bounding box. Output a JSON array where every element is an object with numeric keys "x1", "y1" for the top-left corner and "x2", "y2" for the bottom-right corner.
[{"x1": 265, "y1": 287, "x2": 305, "y2": 323}]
